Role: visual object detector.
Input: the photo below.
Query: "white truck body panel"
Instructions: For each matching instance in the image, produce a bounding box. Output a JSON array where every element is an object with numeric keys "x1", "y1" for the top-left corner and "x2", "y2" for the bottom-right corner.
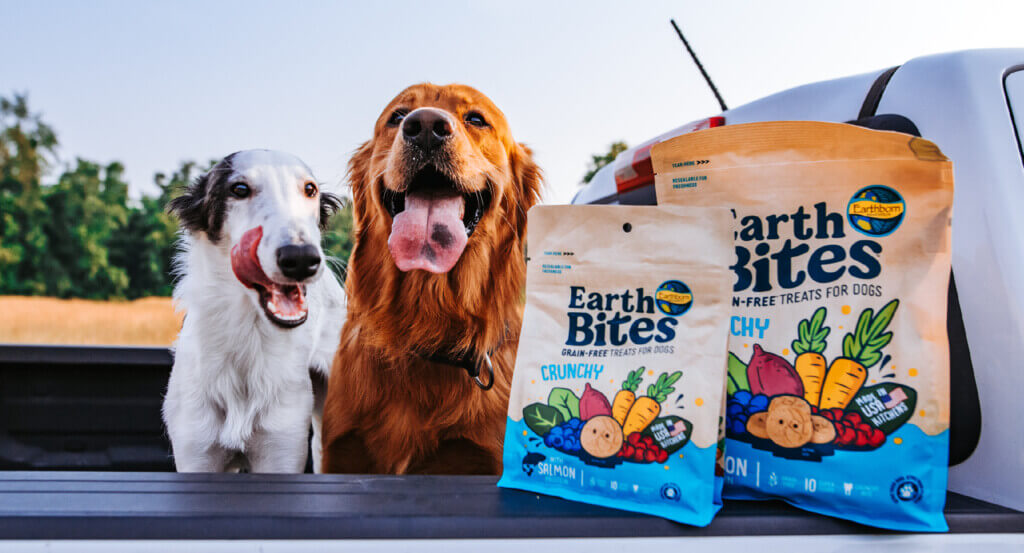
[{"x1": 877, "y1": 50, "x2": 1024, "y2": 511}]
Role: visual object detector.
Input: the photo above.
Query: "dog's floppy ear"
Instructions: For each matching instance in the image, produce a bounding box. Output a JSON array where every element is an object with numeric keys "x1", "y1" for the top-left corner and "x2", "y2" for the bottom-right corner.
[
  {"x1": 319, "y1": 189, "x2": 344, "y2": 230},
  {"x1": 346, "y1": 141, "x2": 375, "y2": 228},
  {"x1": 508, "y1": 142, "x2": 543, "y2": 238},
  {"x1": 167, "y1": 171, "x2": 213, "y2": 236},
  {"x1": 167, "y1": 155, "x2": 233, "y2": 242}
]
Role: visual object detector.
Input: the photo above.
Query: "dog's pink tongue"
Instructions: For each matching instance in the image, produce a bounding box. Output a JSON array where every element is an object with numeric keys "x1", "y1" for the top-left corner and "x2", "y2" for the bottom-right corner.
[
  {"x1": 231, "y1": 227, "x2": 269, "y2": 289},
  {"x1": 231, "y1": 226, "x2": 306, "y2": 320},
  {"x1": 388, "y1": 192, "x2": 468, "y2": 273}
]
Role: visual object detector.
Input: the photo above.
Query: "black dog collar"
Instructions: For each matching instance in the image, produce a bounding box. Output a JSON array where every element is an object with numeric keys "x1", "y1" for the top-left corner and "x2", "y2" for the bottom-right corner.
[{"x1": 422, "y1": 349, "x2": 495, "y2": 391}]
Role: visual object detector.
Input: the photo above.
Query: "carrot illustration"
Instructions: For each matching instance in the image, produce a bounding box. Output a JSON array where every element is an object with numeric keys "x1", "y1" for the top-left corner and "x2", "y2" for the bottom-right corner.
[
  {"x1": 622, "y1": 370, "x2": 681, "y2": 435},
  {"x1": 820, "y1": 299, "x2": 898, "y2": 409},
  {"x1": 792, "y1": 307, "x2": 830, "y2": 406},
  {"x1": 612, "y1": 367, "x2": 644, "y2": 425}
]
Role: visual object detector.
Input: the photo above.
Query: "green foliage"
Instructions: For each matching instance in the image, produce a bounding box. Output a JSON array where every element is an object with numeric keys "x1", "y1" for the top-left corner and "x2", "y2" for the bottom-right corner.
[
  {"x1": 0, "y1": 93, "x2": 356, "y2": 299},
  {"x1": 321, "y1": 199, "x2": 353, "y2": 280},
  {"x1": 792, "y1": 307, "x2": 830, "y2": 355},
  {"x1": 40, "y1": 159, "x2": 131, "y2": 297},
  {"x1": 523, "y1": 402, "x2": 565, "y2": 436},
  {"x1": 842, "y1": 300, "x2": 899, "y2": 369},
  {"x1": 621, "y1": 367, "x2": 645, "y2": 392},
  {"x1": 646, "y1": 370, "x2": 682, "y2": 403},
  {"x1": 547, "y1": 387, "x2": 580, "y2": 420},
  {"x1": 1, "y1": 93, "x2": 58, "y2": 294},
  {"x1": 581, "y1": 141, "x2": 628, "y2": 184}
]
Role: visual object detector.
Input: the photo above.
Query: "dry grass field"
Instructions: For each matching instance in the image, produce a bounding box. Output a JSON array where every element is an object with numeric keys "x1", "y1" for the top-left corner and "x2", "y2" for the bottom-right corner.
[{"x1": 0, "y1": 296, "x2": 183, "y2": 346}]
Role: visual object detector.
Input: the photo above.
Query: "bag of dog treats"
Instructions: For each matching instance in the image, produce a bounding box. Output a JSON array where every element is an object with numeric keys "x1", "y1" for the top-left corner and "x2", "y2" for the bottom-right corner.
[
  {"x1": 652, "y1": 121, "x2": 953, "y2": 531},
  {"x1": 498, "y1": 204, "x2": 733, "y2": 526}
]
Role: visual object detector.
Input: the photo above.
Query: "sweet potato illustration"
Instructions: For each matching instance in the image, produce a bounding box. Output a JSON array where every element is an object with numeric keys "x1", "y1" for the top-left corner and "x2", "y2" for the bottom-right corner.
[
  {"x1": 746, "y1": 344, "x2": 804, "y2": 397},
  {"x1": 579, "y1": 383, "x2": 613, "y2": 420}
]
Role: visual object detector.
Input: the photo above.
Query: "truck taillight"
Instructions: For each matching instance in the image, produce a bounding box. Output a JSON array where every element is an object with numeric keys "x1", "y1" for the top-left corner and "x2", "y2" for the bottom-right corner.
[{"x1": 614, "y1": 116, "x2": 725, "y2": 194}]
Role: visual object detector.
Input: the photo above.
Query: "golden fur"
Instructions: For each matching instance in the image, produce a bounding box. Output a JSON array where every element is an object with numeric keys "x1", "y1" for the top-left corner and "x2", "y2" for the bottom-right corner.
[{"x1": 322, "y1": 84, "x2": 541, "y2": 474}]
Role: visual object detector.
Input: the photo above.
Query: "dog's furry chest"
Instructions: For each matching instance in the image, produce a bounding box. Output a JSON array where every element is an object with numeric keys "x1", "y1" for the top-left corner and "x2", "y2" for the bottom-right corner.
[
  {"x1": 179, "y1": 314, "x2": 314, "y2": 450},
  {"x1": 330, "y1": 339, "x2": 512, "y2": 474},
  {"x1": 166, "y1": 254, "x2": 333, "y2": 456}
]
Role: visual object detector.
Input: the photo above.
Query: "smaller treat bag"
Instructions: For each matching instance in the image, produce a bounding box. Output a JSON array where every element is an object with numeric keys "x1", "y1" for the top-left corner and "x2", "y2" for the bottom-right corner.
[{"x1": 498, "y1": 205, "x2": 733, "y2": 526}]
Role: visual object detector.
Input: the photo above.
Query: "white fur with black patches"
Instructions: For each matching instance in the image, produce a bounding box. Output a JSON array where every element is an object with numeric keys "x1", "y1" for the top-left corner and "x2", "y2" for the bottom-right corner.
[{"x1": 164, "y1": 149, "x2": 345, "y2": 473}]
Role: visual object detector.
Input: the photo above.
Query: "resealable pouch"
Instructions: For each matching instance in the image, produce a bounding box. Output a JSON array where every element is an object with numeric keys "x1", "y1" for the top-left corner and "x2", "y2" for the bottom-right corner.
[
  {"x1": 498, "y1": 204, "x2": 733, "y2": 526},
  {"x1": 653, "y1": 121, "x2": 953, "y2": 532}
]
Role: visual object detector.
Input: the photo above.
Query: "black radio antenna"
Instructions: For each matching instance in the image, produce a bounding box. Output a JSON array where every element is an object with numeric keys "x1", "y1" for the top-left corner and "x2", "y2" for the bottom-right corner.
[{"x1": 670, "y1": 19, "x2": 728, "y2": 112}]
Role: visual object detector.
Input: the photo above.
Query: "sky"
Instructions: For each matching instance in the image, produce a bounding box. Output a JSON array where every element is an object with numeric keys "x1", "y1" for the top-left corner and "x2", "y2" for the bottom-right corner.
[{"x1": 6, "y1": 1, "x2": 1024, "y2": 205}]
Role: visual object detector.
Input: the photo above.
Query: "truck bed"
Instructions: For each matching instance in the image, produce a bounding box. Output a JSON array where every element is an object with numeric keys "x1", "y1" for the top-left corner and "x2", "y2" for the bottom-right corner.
[
  {"x1": 0, "y1": 343, "x2": 1020, "y2": 540},
  {"x1": 0, "y1": 471, "x2": 1020, "y2": 539}
]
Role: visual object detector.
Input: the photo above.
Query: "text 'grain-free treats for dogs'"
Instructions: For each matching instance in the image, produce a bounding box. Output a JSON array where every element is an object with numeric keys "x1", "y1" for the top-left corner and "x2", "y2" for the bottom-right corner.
[
  {"x1": 653, "y1": 121, "x2": 954, "y2": 531},
  {"x1": 498, "y1": 205, "x2": 733, "y2": 526}
]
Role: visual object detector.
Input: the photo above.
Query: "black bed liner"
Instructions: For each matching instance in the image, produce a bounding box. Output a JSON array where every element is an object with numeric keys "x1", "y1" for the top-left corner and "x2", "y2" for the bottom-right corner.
[
  {"x1": 0, "y1": 472, "x2": 1019, "y2": 540},
  {"x1": 0, "y1": 342, "x2": 1009, "y2": 540}
]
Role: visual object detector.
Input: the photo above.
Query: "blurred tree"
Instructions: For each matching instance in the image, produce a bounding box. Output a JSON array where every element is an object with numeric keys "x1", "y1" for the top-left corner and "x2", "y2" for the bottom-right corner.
[
  {"x1": 108, "y1": 162, "x2": 197, "y2": 298},
  {"x1": 581, "y1": 141, "x2": 627, "y2": 184},
  {"x1": 321, "y1": 198, "x2": 353, "y2": 281},
  {"x1": 0, "y1": 94, "x2": 58, "y2": 294},
  {"x1": 41, "y1": 160, "x2": 130, "y2": 298},
  {"x1": 0, "y1": 93, "x2": 355, "y2": 299}
]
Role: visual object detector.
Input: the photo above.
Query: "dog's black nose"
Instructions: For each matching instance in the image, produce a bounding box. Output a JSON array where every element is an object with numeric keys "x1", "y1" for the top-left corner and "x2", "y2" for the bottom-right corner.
[
  {"x1": 401, "y1": 108, "x2": 453, "y2": 152},
  {"x1": 276, "y1": 245, "x2": 320, "y2": 281}
]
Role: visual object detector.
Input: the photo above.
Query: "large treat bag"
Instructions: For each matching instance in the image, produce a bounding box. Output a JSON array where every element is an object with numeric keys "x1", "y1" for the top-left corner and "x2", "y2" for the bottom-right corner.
[
  {"x1": 653, "y1": 121, "x2": 953, "y2": 532},
  {"x1": 498, "y1": 204, "x2": 733, "y2": 527}
]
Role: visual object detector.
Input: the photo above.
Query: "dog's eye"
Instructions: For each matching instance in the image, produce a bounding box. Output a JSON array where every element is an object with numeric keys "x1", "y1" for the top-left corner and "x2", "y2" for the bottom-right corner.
[
  {"x1": 304, "y1": 182, "x2": 318, "y2": 198},
  {"x1": 464, "y1": 111, "x2": 488, "y2": 128},
  {"x1": 230, "y1": 183, "x2": 250, "y2": 198},
  {"x1": 386, "y1": 109, "x2": 409, "y2": 127}
]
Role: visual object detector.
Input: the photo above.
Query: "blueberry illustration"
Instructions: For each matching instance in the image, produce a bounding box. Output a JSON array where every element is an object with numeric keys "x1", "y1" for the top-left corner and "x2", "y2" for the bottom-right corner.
[
  {"x1": 733, "y1": 391, "x2": 752, "y2": 406},
  {"x1": 727, "y1": 403, "x2": 744, "y2": 418},
  {"x1": 749, "y1": 394, "x2": 769, "y2": 412}
]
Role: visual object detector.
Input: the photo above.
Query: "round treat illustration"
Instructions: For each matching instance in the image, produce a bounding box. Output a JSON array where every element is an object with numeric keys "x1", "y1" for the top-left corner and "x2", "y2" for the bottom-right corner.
[
  {"x1": 765, "y1": 395, "x2": 814, "y2": 448},
  {"x1": 580, "y1": 415, "x2": 624, "y2": 458},
  {"x1": 746, "y1": 411, "x2": 768, "y2": 439},
  {"x1": 810, "y1": 415, "x2": 837, "y2": 444}
]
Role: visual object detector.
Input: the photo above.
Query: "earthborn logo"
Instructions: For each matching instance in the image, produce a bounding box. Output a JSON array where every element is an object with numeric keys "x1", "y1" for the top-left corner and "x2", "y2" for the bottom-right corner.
[
  {"x1": 655, "y1": 280, "x2": 693, "y2": 316},
  {"x1": 847, "y1": 185, "x2": 906, "y2": 237},
  {"x1": 890, "y1": 475, "x2": 924, "y2": 504}
]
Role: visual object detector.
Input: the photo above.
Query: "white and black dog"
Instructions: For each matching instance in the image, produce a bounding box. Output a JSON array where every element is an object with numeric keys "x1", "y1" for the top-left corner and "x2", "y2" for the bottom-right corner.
[{"x1": 164, "y1": 149, "x2": 345, "y2": 473}]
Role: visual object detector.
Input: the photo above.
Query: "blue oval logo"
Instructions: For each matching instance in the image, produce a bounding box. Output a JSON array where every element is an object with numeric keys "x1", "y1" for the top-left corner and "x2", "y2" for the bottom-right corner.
[
  {"x1": 848, "y1": 185, "x2": 906, "y2": 237},
  {"x1": 655, "y1": 280, "x2": 692, "y2": 317}
]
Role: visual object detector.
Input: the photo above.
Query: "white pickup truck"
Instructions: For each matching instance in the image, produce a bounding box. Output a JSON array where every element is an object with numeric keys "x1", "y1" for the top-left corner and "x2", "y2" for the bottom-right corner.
[{"x1": 0, "y1": 49, "x2": 1021, "y2": 552}]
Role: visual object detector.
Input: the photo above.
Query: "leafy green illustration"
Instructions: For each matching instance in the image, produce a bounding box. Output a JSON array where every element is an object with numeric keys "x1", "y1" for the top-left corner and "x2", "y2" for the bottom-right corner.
[
  {"x1": 792, "y1": 307, "x2": 830, "y2": 355},
  {"x1": 727, "y1": 352, "x2": 749, "y2": 394},
  {"x1": 523, "y1": 403, "x2": 565, "y2": 436},
  {"x1": 547, "y1": 388, "x2": 580, "y2": 420},
  {"x1": 843, "y1": 300, "x2": 898, "y2": 369}
]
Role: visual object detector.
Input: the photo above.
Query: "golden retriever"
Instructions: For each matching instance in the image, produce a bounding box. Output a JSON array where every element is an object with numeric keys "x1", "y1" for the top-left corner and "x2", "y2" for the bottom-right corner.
[{"x1": 322, "y1": 83, "x2": 541, "y2": 474}]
